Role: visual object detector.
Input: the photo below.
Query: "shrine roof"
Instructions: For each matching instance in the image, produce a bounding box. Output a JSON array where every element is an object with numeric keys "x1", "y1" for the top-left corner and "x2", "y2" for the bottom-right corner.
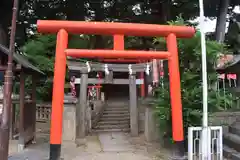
[{"x1": 0, "y1": 44, "x2": 44, "y2": 75}]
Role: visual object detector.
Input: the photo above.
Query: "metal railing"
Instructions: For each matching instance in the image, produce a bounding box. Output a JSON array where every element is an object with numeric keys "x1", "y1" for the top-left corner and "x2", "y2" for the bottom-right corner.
[{"x1": 188, "y1": 126, "x2": 223, "y2": 160}]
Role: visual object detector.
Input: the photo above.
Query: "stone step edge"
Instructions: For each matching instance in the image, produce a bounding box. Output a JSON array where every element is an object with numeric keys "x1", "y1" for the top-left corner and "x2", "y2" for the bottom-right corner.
[
  {"x1": 104, "y1": 108, "x2": 129, "y2": 110},
  {"x1": 102, "y1": 114, "x2": 130, "y2": 117},
  {"x1": 223, "y1": 145, "x2": 240, "y2": 160},
  {"x1": 91, "y1": 128, "x2": 130, "y2": 133},
  {"x1": 98, "y1": 120, "x2": 130, "y2": 124},
  {"x1": 103, "y1": 110, "x2": 129, "y2": 113},
  {"x1": 229, "y1": 125, "x2": 240, "y2": 135},
  {"x1": 223, "y1": 133, "x2": 240, "y2": 152},
  {"x1": 94, "y1": 124, "x2": 130, "y2": 128},
  {"x1": 100, "y1": 118, "x2": 130, "y2": 121}
]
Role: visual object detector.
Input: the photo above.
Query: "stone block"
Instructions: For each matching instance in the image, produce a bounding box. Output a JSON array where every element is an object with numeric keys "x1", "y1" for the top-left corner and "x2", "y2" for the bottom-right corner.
[{"x1": 62, "y1": 98, "x2": 77, "y2": 141}]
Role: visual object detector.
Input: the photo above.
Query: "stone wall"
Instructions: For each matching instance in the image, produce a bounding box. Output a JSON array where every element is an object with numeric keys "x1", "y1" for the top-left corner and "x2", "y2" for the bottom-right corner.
[
  {"x1": 138, "y1": 98, "x2": 155, "y2": 132},
  {"x1": 138, "y1": 99, "x2": 240, "y2": 141},
  {"x1": 138, "y1": 98, "x2": 160, "y2": 142},
  {"x1": 139, "y1": 100, "x2": 240, "y2": 131},
  {"x1": 138, "y1": 103, "x2": 146, "y2": 132},
  {"x1": 89, "y1": 100, "x2": 105, "y2": 129},
  {"x1": 63, "y1": 98, "x2": 77, "y2": 141},
  {"x1": 209, "y1": 111, "x2": 240, "y2": 126},
  {"x1": 209, "y1": 111, "x2": 240, "y2": 133},
  {"x1": 62, "y1": 97, "x2": 105, "y2": 141}
]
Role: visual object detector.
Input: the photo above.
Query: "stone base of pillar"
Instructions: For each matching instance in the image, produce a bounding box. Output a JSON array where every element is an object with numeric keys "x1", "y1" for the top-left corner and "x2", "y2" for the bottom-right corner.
[
  {"x1": 75, "y1": 138, "x2": 87, "y2": 147},
  {"x1": 86, "y1": 106, "x2": 92, "y2": 134},
  {"x1": 18, "y1": 134, "x2": 25, "y2": 152},
  {"x1": 62, "y1": 97, "x2": 77, "y2": 141},
  {"x1": 170, "y1": 141, "x2": 187, "y2": 160},
  {"x1": 144, "y1": 106, "x2": 158, "y2": 142},
  {"x1": 18, "y1": 144, "x2": 24, "y2": 152}
]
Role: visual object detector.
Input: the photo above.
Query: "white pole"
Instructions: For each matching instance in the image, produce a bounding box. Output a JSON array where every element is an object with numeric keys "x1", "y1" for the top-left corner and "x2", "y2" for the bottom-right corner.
[
  {"x1": 198, "y1": 0, "x2": 211, "y2": 159},
  {"x1": 223, "y1": 77, "x2": 226, "y2": 109},
  {"x1": 199, "y1": 0, "x2": 208, "y2": 130}
]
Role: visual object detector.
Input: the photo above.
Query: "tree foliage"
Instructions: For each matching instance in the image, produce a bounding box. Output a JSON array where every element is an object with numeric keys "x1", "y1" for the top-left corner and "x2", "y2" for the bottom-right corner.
[
  {"x1": 13, "y1": 0, "x2": 240, "y2": 45},
  {"x1": 1, "y1": 0, "x2": 240, "y2": 46},
  {"x1": 21, "y1": 33, "x2": 94, "y2": 100},
  {"x1": 153, "y1": 17, "x2": 237, "y2": 143},
  {"x1": 21, "y1": 35, "x2": 56, "y2": 100}
]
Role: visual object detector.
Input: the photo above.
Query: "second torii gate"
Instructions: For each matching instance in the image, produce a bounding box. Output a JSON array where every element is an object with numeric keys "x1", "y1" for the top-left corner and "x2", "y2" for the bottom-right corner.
[{"x1": 37, "y1": 20, "x2": 195, "y2": 160}]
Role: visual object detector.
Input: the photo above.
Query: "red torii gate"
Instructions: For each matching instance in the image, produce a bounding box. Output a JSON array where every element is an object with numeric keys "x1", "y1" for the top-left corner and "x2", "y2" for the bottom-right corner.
[{"x1": 37, "y1": 20, "x2": 195, "y2": 160}]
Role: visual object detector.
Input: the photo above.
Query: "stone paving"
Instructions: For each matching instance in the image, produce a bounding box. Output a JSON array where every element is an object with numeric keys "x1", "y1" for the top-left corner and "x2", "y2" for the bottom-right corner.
[{"x1": 8, "y1": 132, "x2": 170, "y2": 160}]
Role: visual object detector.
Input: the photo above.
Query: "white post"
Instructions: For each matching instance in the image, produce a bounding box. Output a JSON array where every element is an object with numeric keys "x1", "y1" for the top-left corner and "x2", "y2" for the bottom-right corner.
[
  {"x1": 223, "y1": 76, "x2": 226, "y2": 109},
  {"x1": 198, "y1": 0, "x2": 211, "y2": 159}
]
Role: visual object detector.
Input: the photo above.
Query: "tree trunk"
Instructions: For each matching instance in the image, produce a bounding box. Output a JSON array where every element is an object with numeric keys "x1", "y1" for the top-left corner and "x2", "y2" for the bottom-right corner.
[
  {"x1": 0, "y1": 0, "x2": 13, "y2": 46},
  {"x1": 0, "y1": 24, "x2": 7, "y2": 46},
  {"x1": 161, "y1": 0, "x2": 171, "y2": 23},
  {"x1": 215, "y1": 0, "x2": 230, "y2": 43}
]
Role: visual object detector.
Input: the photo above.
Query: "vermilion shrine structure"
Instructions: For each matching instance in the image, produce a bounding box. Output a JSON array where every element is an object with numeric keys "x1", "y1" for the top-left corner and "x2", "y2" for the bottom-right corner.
[{"x1": 37, "y1": 20, "x2": 195, "y2": 160}]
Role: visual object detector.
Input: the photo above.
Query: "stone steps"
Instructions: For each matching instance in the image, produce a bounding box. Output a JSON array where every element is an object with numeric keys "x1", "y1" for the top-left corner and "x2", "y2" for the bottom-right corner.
[
  {"x1": 94, "y1": 123, "x2": 130, "y2": 129},
  {"x1": 103, "y1": 110, "x2": 129, "y2": 114},
  {"x1": 223, "y1": 133, "x2": 240, "y2": 152},
  {"x1": 92, "y1": 128, "x2": 130, "y2": 133},
  {"x1": 98, "y1": 120, "x2": 130, "y2": 125},
  {"x1": 223, "y1": 121, "x2": 240, "y2": 160},
  {"x1": 102, "y1": 113, "x2": 130, "y2": 118},
  {"x1": 104, "y1": 107, "x2": 129, "y2": 111},
  {"x1": 223, "y1": 145, "x2": 240, "y2": 160},
  {"x1": 229, "y1": 123, "x2": 240, "y2": 136},
  {"x1": 92, "y1": 103, "x2": 130, "y2": 133},
  {"x1": 105, "y1": 101, "x2": 129, "y2": 107},
  {"x1": 100, "y1": 116, "x2": 130, "y2": 121}
]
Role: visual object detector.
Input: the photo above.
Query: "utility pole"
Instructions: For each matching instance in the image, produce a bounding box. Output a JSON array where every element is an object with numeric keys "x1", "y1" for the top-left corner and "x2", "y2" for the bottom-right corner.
[{"x1": 0, "y1": 0, "x2": 19, "y2": 159}]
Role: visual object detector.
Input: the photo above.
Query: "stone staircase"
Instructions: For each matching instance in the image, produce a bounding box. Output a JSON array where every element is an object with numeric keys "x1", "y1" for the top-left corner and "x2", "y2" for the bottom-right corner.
[
  {"x1": 92, "y1": 100, "x2": 130, "y2": 132},
  {"x1": 223, "y1": 121, "x2": 240, "y2": 159}
]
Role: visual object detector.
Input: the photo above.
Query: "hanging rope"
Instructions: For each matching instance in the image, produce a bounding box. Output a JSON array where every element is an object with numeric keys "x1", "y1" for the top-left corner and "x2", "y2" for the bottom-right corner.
[
  {"x1": 104, "y1": 64, "x2": 109, "y2": 75},
  {"x1": 128, "y1": 64, "x2": 132, "y2": 75},
  {"x1": 145, "y1": 63, "x2": 150, "y2": 75},
  {"x1": 70, "y1": 76, "x2": 76, "y2": 98},
  {"x1": 86, "y1": 61, "x2": 91, "y2": 72}
]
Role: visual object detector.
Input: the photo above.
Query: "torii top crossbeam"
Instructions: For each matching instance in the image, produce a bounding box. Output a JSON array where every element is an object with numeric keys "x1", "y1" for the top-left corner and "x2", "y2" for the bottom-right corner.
[{"x1": 37, "y1": 20, "x2": 195, "y2": 38}]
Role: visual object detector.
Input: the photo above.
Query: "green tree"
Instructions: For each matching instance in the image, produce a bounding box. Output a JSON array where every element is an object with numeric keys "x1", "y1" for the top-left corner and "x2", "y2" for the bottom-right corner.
[
  {"x1": 14, "y1": 0, "x2": 240, "y2": 46},
  {"x1": 21, "y1": 33, "x2": 91, "y2": 100},
  {"x1": 21, "y1": 35, "x2": 56, "y2": 100},
  {"x1": 153, "y1": 17, "x2": 236, "y2": 144}
]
